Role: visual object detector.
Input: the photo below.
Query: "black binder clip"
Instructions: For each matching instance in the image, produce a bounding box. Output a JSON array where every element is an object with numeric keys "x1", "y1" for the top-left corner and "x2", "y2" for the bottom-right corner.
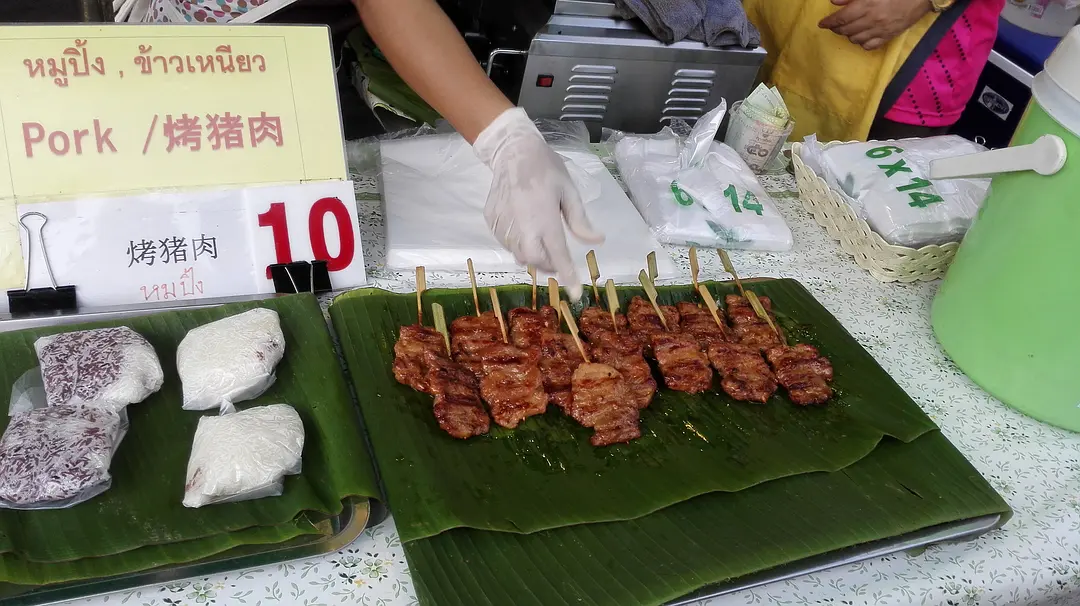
[
  {"x1": 7, "y1": 212, "x2": 77, "y2": 315},
  {"x1": 267, "y1": 260, "x2": 332, "y2": 295}
]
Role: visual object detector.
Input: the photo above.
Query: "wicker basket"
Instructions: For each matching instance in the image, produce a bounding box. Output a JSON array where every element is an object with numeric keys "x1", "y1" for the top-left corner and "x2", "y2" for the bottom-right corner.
[{"x1": 790, "y1": 142, "x2": 959, "y2": 283}]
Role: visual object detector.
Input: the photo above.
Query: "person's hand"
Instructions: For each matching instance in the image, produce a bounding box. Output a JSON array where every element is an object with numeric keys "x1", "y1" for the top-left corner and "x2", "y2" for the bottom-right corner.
[
  {"x1": 818, "y1": 0, "x2": 931, "y2": 50},
  {"x1": 473, "y1": 107, "x2": 604, "y2": 301}
]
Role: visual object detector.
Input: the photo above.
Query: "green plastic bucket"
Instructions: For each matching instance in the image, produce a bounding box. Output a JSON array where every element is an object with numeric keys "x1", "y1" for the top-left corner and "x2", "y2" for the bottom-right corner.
[{"x1": 932, "y1": 28, "x2": 1080, "y2": 430}]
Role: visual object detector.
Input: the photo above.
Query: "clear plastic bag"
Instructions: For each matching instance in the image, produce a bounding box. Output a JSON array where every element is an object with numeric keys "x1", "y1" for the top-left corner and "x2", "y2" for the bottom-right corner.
[
  {"x1": 34, "y1": 327, "x2": 164, "y2": 413},
  {"x1": 608, "y1": 102, "x2": 793, "y2": 251},
  {"x1": 183, "y1": 404, "x2": 305, "y2": 508},
  {"x1": 177, "y1": 308, "x2": 285, "y2": 414},
  {"x1": 804, "y1": 135, "x2": 992, "y2": 247},
  {"x1": 0, "y1": 405, "x2": 128, "y2": 510}
]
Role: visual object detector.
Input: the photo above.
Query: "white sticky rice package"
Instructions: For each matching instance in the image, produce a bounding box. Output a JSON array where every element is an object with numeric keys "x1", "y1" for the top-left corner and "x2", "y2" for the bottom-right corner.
[
  {"x1": 34, "y1": 327, "x2": 164, "y2": 413},
  {"x1": 183, "y1": 404, "x2": 305, "y2": 508},
  {"x1": 813, "y1": 135, "x2": 992, "y2": 247},
  {"x1": 176, "y1": 308, "x2": 285, "y2": 414}
]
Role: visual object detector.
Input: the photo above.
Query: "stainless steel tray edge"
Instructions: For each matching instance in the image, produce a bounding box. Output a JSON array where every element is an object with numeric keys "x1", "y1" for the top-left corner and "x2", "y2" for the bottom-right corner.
[{"x1": 667, "y1": 513, "x2": 1005, "y2": 605}]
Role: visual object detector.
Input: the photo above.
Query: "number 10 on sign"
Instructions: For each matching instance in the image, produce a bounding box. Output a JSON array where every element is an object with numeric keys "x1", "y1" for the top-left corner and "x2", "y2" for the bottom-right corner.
[{"x1": 248, "y1": 180, "x2": 367, "y2": 290}]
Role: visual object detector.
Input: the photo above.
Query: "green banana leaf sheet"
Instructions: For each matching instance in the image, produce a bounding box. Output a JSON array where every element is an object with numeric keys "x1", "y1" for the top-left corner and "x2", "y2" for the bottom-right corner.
[
  {"x1": 329, "y1": 279, "x2": 939, "y2": 542},
  {"x1": 405, "y1": 430, "x2": 1011, "y2": 606},
  {"x1": 0, "y1": 294, "x2": 380, "y2": 585}
]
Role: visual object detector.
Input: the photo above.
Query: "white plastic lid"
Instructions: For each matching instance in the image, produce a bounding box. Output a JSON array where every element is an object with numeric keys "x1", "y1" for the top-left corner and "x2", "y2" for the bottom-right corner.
[{"x1": 1044, "y1": 25, "x2": 1080, "y2": 106}]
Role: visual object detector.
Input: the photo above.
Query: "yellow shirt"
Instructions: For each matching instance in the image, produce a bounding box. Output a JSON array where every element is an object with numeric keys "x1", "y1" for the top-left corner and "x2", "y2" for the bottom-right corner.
[{"x1": 742, "y1": 0, "x2": 937, "y2": 142}]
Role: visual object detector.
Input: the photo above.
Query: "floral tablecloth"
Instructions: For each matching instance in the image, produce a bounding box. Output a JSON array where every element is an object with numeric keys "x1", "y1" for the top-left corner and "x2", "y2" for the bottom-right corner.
[{"x1": 68, "y1": 155, "x2": 1080, "y2": 606}]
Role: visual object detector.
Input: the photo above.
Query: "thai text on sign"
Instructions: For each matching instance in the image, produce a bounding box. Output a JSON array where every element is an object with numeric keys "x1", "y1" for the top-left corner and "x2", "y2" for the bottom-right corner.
[{"x1": 0, "y1": 25, "x2": 349, "y2": 292}]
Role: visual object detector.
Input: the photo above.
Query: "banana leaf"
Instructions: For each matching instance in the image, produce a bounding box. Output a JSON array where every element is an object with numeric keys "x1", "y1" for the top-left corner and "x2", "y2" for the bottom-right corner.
[
  {"x1": 329, "y1": 279, "x2": 939, "y2": 542},
  {"x1": 0, "y1": 518, "x2": 321, "y2": 588},
  {"x1": 0, "y1": 294, "x2": 379, "y2": 584},
  {"x1": 405, "y1": 430, "x2": 1011, "y2": 606}
]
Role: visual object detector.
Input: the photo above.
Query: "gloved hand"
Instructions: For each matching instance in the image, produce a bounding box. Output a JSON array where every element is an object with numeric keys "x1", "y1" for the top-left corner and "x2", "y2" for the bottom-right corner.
[{"x1": 473, "y1": 107, "x2": 604, "y2": 301}]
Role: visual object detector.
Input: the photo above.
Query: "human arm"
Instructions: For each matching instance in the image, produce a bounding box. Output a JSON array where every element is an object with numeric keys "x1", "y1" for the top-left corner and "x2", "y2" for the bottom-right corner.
[
  {"x1": 818, "y1": 0, "x2": 933, "y2": 50},
  {"x1": 351, "y1": 0, "x2": 511, "y2": 142},
  {"x1": 352, "y1": 0, "x2": 603, "y2": 298}
]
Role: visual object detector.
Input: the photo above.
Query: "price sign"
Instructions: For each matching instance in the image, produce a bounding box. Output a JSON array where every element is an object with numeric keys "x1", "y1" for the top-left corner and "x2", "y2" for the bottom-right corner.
[
  {"x1": 0, "y1": 24, "x2": 348, "y2": 292},
  {"x1": 15, "y1": 181, "x2": 365, "y2": 309},
  {"x1": 247, "y1": 180, "x2": 365, "y2": 289}
]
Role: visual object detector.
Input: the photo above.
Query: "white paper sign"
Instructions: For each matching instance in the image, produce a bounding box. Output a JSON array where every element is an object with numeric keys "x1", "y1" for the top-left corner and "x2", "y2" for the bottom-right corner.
[{"x1": 14, "y1": 180, "x2": 365, "y2": 309}]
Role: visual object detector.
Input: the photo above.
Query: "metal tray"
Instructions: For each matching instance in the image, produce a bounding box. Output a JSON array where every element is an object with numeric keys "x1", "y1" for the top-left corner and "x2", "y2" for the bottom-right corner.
[
  {"x1": 0, "y1": 295, "x2": 380, "y2": 606},
  {"x1": 669, "y1": 514, "x2": 1005, "y2": 605}
]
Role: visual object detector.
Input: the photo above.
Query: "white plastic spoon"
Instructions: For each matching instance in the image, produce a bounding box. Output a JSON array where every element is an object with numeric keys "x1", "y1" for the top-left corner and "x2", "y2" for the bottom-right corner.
[{"x1": 929, "y1": 134, "x2": 1067, "y2": 180}]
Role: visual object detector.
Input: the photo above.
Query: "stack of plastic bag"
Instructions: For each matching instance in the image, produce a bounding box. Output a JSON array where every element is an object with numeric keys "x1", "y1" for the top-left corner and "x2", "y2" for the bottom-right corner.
[
  {"x1": 610, "y1": 102, "x2": 794, "y2": 251},
  {"x1": 800, "y1": 135, "x2": 991, "y2": 248}
]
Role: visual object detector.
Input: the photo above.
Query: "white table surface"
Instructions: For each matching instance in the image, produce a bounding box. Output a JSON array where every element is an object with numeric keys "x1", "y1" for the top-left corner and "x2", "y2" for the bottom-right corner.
[{"x1": 65, "y1": 152, "x2": 1080, "y2": 606}]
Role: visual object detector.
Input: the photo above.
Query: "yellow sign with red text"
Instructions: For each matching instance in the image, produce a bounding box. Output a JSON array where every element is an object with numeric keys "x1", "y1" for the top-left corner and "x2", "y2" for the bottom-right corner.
[{"x1": 0, "y1": 24, "x2": 348, "y2": 291}]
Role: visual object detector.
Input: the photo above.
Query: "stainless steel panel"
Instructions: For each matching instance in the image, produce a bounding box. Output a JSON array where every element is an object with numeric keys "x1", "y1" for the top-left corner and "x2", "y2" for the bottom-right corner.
[
  {"x1": 554, "y1": 0, "x2": 620, "y2": 18},
  {"x1": 667, "y1": 514, "x2": 1005, "y2": 605}
]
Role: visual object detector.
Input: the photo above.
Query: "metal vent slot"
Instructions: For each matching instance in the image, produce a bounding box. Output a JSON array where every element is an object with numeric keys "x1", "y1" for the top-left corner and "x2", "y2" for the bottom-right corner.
[
  {"x1": 660, "y1": 116, "x2": 700, "y2": 124},
  {"x1": 564, "y1": 94, "x2": 610, "y2": 103},
  {"x1": 562, "y1": 103, "x2": 607, "y2": 112},
  {"x1": 570, "y1": 74, "x2": 615, "y2": 84},
  {"x1": 671, "y1": 78, "x2": 714, "y2": 87},
  {"x1": 669, "y1": 88, "x2": 710, "y2": 97},
  {"x1": 662, "y1": 107, "x2": 704, "y2": 115},
  {"x1": 560, "y1": 113, "x2": 605, "y2": 122},
  {"x1": 674, "y1": 68, "x2": 717, "y2": 78},
  {"x1": 666, "y1": 97, "x2": 707, "y2": 106},
  {"x1": 566, "y1": 84, "x2": 612, "y2": 93},
  {"x1": 572, "y1": 64, "x2": 617, "y2": 74}
]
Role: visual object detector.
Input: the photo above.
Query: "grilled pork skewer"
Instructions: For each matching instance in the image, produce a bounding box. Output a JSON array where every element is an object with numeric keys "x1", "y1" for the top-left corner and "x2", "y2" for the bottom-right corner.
[
  {"x1": 390, "y1": 277, "x2": 490, "y2": 438},
  {"x1": 635, "y1": 272, "x2": 713, "y2": 394},
  {"x1": 765, "y1": 344, "x2": 834, "y2": 405},
  {"x1": 459, "y1": 289, "x2": 548, "y2": 429},
  {"x1": 725, "y1": 294, "x2": 784, "y2": 351},
  {"x1": 559, "y1": 301, "x2": 642, "y2": 447},
  {"x1": 578, "y1": 282, "x2": 655, "y2": 409}
]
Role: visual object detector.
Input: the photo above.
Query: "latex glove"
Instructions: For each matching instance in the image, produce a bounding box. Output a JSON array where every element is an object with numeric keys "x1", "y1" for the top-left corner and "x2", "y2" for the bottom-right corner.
[{"x1": 473, "y1": 107, "x2": 604, "y2": 301}]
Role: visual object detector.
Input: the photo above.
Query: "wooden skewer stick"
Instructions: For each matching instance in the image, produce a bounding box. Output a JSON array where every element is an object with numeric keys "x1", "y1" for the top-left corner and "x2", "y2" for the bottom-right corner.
[
  {"x1": 717, "y1": 249, "x2": 745, "y2": 297},
  {"x1": 548, "y1": 277, "x2": 560, "y2": 321},
  {"x1": 746, "y1": 291, "x2": 785, "y2": 345},
  {"x1": 697, "y1": 284, "x2": 725, "y2": 331},
  {"x1": 604, "y1": 279, "x2": 620, "y2": 334},
  {"x1": 528, "y1": 265, "x2": 538, "y2": 310},
  {"x1": 689, "y1": 247, "x2": 700, "y2": 293},
  {"x1": 488, "y1": 288, "x2": 509, "y2": 344},
  {"x1": 432, "y1": 303, "x2": 451, "y2": 354},
  {"x1": 558, "y1": 301, "x2": 590, "y2": 362},
  {"x1": 586, "y1": 250, "x2": 601, "y2": 303},
  {"x1": 415, "y1": 266, "x2": 426, "y2": 325},
  {"x1": 638, "y1": 270, "x2": 669, "y2": 331},
  {"x1": 467, "y1": 258, "x2": 481, "y2": 316},
  {"x1": 647, "y1": 251, "x2": 659, "y2": 282}
]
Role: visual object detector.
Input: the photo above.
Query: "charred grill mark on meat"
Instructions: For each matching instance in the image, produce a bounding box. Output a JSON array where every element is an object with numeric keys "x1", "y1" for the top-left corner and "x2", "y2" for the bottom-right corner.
[
  {"x1": 569, "y1": 362, "x2": 642, "y2": 446},
  {"x1": 724, "y1": 295, "x2": 783, "y2": 351},
  {"x1": 539, "y1": 332, "x2": 589, "y2": 410},
  {"x1": 392, "y1": 325, "x2": 446, "y2": 393},
  {"x1": 424, "y1": 350, "x2": 490, "y2": 438},
  {"x1": 508, "y1": 306, "x2": 559, "y2": 352},
  {"x1": 450, "y1": 312, "x2": 503, "y2": 377},
  {"x1": 707, "y1": 342, "x2": 778, "y2": 403},
  {"x1": 650, "y1": 332, "x2": 713, "y2": 394},
  {"x1": 392, "y1": 326, "x2": 490, "y2": 439},
  {"x1": 627, "y1": 297, "x2": 680, "y2": 356},
  {"x1": 579, "y1": 307, "x2": 655, "y2": 409},
  {"x1": 765, "y1": 344, "x2": 834, "y2": 405},
  {"x1": 676, "y1": 301, "x2": 728, "y2": 348}
]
